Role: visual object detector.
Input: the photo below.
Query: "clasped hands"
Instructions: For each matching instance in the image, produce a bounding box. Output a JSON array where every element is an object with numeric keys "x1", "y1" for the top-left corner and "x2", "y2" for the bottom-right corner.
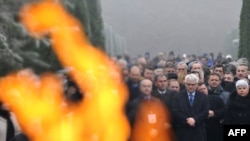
[{"x1": 186, "y1": 117, "x2": 195, "y2": 127}]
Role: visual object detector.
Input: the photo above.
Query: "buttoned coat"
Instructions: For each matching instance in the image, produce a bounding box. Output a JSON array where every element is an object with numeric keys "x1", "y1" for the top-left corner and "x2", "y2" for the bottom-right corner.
[{"x1": 172, "y1": 90, "x2": 209, "y2": 141}]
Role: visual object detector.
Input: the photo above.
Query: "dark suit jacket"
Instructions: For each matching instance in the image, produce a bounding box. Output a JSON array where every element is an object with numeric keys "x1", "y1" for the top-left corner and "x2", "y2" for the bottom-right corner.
[
  {"x1": 152, "y1": 89, "x2": 177, "y2": 110},
  {"x1": 206, "y1": 95, "x2": 225, "y2": 141},
  {"x1": 224, "y1": 92, "x2": 250, "y2": 125},
  {"x1": 126, "y1": 94, "x2": 163, "y2": 125},
  {"x1": 151, "y1": 89, "x2": 177, "y2": 131},
  {"x1": 125, "y1": 79, "x2": 140, "y2": 103},
  {"x1": 172, "y1": 90, "x2": 209, "y2": 141},
  {"x1": 0, "y1": 109, "x2": 15, "y2": 141},
  {"x1": 10, "y1": 133, "x2": 29, "y2": 141}
]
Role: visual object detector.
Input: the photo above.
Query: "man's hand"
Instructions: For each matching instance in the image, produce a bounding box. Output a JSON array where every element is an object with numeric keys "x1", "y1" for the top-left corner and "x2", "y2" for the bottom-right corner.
[
  {"x1": 208, "y1": 110, "x2": 214, "y2": 118},
  {"x1": 186, "y1": 117, "x2": 196, "y2": 127}
]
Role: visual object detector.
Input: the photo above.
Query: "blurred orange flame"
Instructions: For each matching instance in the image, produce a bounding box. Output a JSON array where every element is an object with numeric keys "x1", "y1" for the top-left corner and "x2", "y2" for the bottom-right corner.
[
  {"x1": 131, "y1": 98, "x2": 175, "y2": 141},
  {"x1": 0, "y1": 1, "x2": 130, "y2": 141}
]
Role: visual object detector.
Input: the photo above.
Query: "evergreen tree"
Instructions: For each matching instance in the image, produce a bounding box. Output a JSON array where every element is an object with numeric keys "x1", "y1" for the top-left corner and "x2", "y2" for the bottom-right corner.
[
  {"x1": 65, "y1": 0, "x2": 92, "y2": 38},
  {"x1": 65, "y1": 0, "x2": 105, "y2": 51},
  {"x1": 239, "y1": 0, "x2": 250, "y2": 60},
  {"x1": 0, "y1": 0, "x2": 52, "y2": 76},
  {"x1": 85, "y1": 0, "x2": 105, "y2": 51},
  {"x1": 0, "y1": 0, "x2": 105, "y2": 76}
]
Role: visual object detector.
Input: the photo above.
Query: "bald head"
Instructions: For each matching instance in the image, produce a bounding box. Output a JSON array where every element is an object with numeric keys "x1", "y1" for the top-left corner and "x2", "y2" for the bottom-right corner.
[
  {"x1": 137, "y1": 57, "x2": 147, "y2": 66},
  {"x1": 129, "y1": 65, "x2": 141, "y2": 82},
  {"x1": 140, "y1": 79, "x2": 153, "y2": 95}
]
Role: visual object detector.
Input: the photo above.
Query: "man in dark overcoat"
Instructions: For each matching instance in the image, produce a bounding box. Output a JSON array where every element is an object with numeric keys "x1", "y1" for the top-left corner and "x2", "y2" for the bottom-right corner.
[{"x1": 172, "y1": 73, "x2": 209, "y2": 141}]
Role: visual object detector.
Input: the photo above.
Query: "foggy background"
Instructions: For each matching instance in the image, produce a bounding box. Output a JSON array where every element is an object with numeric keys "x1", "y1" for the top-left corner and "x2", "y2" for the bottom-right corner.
[{"x1": 100, "y1": 0, "x2": 242, "y2": 58}]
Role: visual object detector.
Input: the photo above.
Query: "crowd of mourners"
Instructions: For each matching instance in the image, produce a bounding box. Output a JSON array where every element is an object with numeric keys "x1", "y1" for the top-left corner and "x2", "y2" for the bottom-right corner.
[
  {"x1": 116, "y1": 51, "x2": 250, "y2": 141},
  {"x1": 1, "y1": 50, "x2": 250, "y2": 141}
]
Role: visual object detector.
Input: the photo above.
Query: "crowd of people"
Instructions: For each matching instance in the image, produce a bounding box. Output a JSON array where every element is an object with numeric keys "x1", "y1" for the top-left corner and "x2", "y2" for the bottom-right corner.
[
  {"x1": 1, "y1": 50, "x2": 250, "y2": 141},
  {"x1": 116, "y1": 51, "x2": 250, "y2": 141}
]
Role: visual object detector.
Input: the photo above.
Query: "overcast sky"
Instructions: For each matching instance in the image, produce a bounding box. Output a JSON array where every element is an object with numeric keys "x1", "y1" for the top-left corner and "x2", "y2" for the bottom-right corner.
[{"x1": 100, "y1": 0, "x2": 242, "y2": 57}]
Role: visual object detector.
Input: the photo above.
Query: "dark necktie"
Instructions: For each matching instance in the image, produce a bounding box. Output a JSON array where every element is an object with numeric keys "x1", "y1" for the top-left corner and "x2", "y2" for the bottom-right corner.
[{"x1": 189, "y1": 93, "x2": 194, "y2": 106}]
